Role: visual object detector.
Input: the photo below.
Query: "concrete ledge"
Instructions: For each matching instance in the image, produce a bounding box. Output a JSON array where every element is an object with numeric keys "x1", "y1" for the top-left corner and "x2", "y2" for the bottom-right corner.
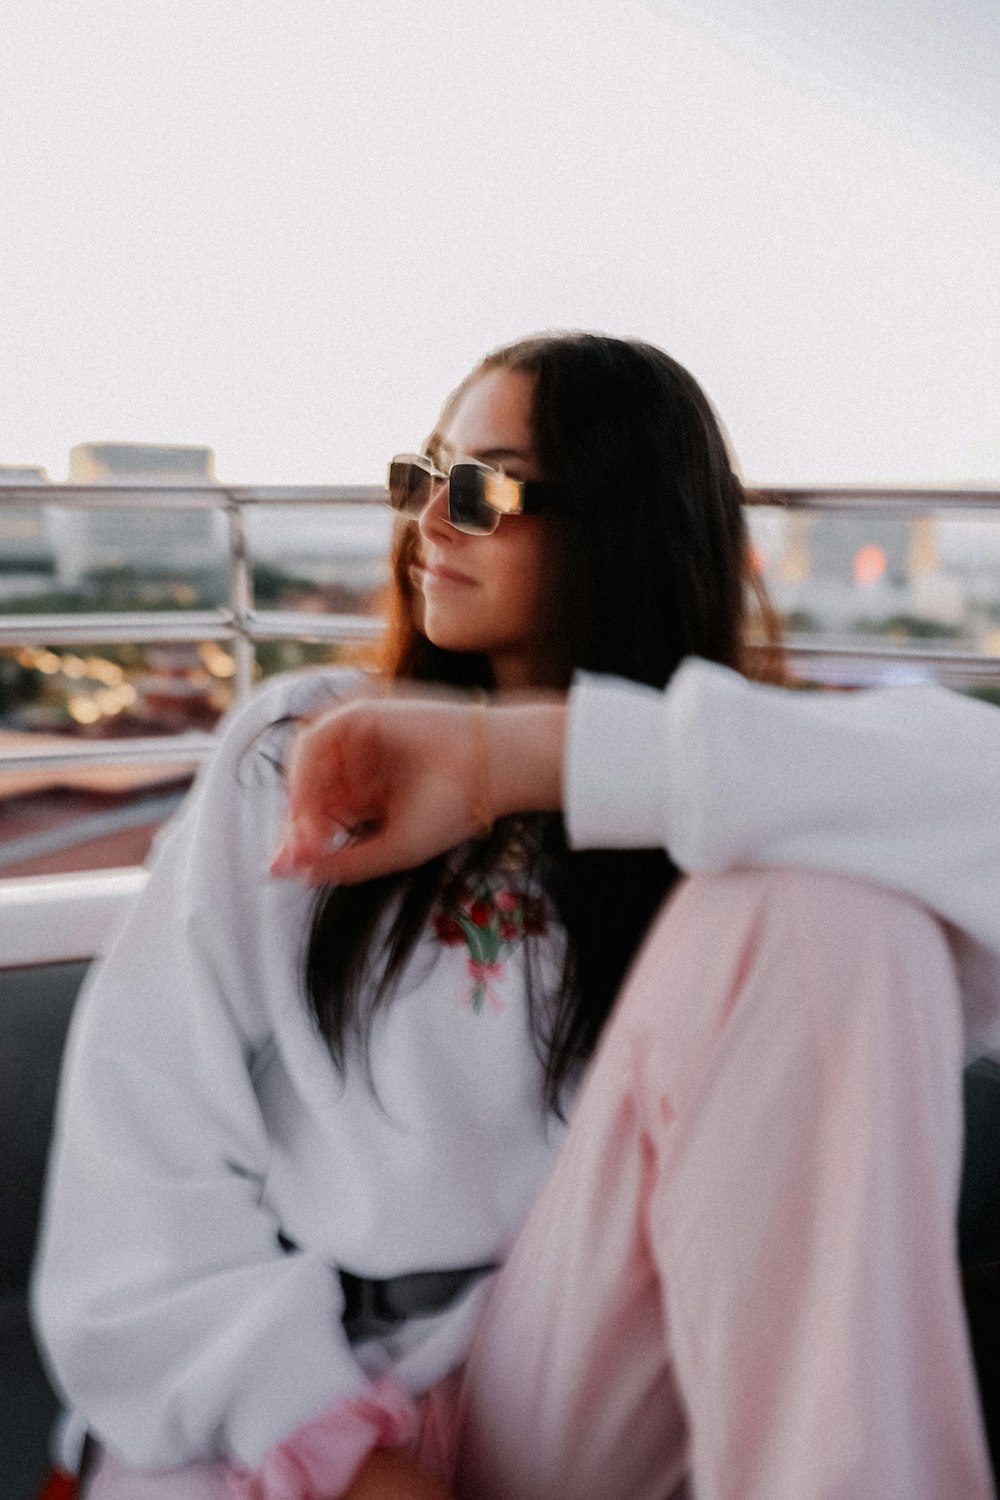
[{"x1": 0, "y1": 867, "x2": 147, "y2": 967}]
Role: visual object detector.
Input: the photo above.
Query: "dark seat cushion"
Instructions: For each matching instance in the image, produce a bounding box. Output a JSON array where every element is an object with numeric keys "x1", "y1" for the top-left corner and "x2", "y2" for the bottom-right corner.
[
  {"x1": 0, "y1": 1293, "x2": 63, "y2": 1499},
  {"x1": 0, "y1": 961, "x2": 89, "y2": 1296},
  {"x1": 0, "y1": 960, "x2": 88, "y2": 1498},
  {"x1": 960, "y1": 1056, "x2": 1000, "y2": 1476},
  {"x1": 960, "y1": 1056, "x2": 1000, "y2": 1264}
]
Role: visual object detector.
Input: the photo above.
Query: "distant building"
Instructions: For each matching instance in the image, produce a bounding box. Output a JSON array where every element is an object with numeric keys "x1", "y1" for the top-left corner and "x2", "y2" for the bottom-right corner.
[
  {"x1": 777, "y1": 513, "x2": 912, "y2": 586},
  {"x1": 69, "y1": 443, "x2": 215, "y2": 485},
  {"x1": 771, "y1": 505, "x2": 961, "y2": 629},
  {"x1": 0, "y1": 465, "x2": 49, "y2": 484},
  {"x1": 0, "y1": 466, "x2": 54, "y2": 574},
  {"x1": 51, "y1": 443, "x2": 224, "y2": 586}
]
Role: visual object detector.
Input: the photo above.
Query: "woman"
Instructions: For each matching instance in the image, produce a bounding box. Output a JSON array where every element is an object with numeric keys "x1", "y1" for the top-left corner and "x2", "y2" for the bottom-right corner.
[{"x1": 33, "y1": 334, "x2": 993, "y2": 1499}]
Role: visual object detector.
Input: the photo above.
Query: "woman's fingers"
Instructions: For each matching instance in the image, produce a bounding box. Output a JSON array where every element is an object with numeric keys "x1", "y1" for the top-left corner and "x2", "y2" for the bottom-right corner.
[
  {"x1": 269, "y1": 824, "x2": 335, "y2": 877},
  {"x1": 288, "y1": 832, "x2": 394, "y2": 886},
  {"x1": 286, "y1": 707, "x2": 389, "y2": 836}
]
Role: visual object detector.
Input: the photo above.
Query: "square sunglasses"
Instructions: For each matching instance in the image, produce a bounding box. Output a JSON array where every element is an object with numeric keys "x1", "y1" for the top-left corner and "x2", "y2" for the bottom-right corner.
[{"x1": 387, "y1": 452, "x2": 563, "y2": 536}]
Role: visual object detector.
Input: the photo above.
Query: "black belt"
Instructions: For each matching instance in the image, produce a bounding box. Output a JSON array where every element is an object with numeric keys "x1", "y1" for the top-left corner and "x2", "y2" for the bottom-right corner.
[{"x1": 339, "y1": 1262, "x2": 497, "y2": 1344}]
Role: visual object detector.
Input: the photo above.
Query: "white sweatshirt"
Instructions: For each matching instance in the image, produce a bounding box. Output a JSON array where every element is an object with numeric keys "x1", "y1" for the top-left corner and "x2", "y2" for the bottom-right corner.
[
  {"x1": 566, "y1": 660, "x2": 1000, "y2": 1053},
  {"x1": 34, "y1": 668, "x2": 567, "y2": 1471},
  {"x1": 33, "y1": 658, "x2": 1000, "y2": 1475}
]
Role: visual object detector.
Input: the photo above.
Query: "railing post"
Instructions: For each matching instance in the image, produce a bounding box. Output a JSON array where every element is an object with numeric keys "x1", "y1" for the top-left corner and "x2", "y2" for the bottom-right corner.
[{"x1": 226, "y1": 500, "x2": 255, "y2": 701}]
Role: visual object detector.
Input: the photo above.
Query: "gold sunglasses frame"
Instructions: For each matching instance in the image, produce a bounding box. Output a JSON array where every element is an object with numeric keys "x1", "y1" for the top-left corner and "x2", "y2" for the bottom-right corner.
[{"x1": 387, "y1": 452, "x2": 530, "y2": 534}]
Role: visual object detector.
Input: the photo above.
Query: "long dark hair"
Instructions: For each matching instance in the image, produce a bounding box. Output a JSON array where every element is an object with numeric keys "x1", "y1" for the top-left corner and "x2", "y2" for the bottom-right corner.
[{"x1": 305, "y1": 332, "x2": 781, "y2": 1109}]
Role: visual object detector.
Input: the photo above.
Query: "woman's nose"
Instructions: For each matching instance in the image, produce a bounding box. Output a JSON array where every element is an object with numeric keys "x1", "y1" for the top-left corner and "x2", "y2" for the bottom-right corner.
[{"x1": 417, "y1": 476, "x2": 454, "y2": 542}]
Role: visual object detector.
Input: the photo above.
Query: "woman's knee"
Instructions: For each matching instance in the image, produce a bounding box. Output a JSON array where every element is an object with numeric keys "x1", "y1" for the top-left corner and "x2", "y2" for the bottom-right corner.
[{"x1": 612, "y1": 866, "x2": 963, "y2": 1075}]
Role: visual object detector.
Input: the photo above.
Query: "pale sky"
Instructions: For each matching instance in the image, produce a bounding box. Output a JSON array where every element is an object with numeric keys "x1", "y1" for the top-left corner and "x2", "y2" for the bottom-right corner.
[{"x1": 1, "y1": 0, "x2": 997, "y2": 487}]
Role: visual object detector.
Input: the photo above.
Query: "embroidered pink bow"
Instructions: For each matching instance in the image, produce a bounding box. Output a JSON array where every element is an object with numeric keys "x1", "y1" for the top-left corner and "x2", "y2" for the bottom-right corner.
[{"x1": 466, "y1": 958, "x2": 504, "y2": 1014}]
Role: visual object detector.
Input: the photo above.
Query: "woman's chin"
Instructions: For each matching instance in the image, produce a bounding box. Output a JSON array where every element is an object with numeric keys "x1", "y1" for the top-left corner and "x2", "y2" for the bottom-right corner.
[
  {"x1": 421, "y1": 624, "x2": 488, "y2": 655},
  {"x1": 418, "y1": 604, "x2": 482, "y2": 655}
]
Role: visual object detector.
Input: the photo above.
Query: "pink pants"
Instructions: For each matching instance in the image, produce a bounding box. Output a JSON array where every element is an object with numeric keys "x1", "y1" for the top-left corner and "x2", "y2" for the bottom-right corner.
[{"x1": 88, "y1": 870, "x2": 995, "y2": 1499}]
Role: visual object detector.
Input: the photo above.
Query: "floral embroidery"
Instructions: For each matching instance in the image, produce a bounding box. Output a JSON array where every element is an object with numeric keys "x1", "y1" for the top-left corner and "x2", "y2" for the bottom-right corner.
[{"x1": 432, "y1": 884, "x2": 548, "y2": 1014}]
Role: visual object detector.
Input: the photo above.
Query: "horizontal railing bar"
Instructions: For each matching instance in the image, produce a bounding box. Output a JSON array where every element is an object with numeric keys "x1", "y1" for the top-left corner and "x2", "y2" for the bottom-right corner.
[
  {"x1": 247, "y1": 609, "x2": 382, "y2": 642},
  {"x1": 0, "y1": 610, "x2": 237, "y2": 644},
  {"x1": 228, "y1": 485, "x2": 387, "y2": 505},
  {"x1": 747, "y1": 487, "x2": 1000, "y2": 512},
  {"x1": 782, "y1": 640, "x2": 1000, "y2": 686},
  {"x1": 1, "y1": 481, "x2": 999, "y2": 512},
  {"x1": 0, "y1": 609, "x2": 381, "y2": 646},
  {"x1": 0, "y1": 483, "x2": 387, "y2": 510},
  {"x1": 2, "y1": 613, "x2": 990, "y2": 667},
  {"x1": 783, "y1": 639, "x2": 999, "y2": 667},
  {"x1": 0, "y1": 732, "x2": 215, "y2": 774},
  {"x1": 0, "y1": 485, "x2": 226, "y2": 511}
]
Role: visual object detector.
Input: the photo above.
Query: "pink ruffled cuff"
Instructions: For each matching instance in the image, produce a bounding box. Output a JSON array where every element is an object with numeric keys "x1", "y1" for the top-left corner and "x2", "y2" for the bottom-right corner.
[{"x1": 224, "y1": 1373, "x2": 420, "y2": 1500}]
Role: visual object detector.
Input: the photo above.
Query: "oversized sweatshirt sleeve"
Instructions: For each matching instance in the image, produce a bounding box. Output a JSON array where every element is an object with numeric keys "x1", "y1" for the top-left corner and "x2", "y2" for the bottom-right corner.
[
  {"x1": 565, "y1": 658, "x2": 1000, "y2": 963},
  {"x1": 32, "y1": 671, "x2": 414, "y2": 1480}
]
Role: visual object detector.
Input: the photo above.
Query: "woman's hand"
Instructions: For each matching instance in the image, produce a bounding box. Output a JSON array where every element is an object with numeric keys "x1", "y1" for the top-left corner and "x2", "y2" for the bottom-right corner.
[
  {"x1": 338, "y1": 1445, "x2": 455, "y2": 1499},
  {"x1": 271, "y1": 690, "x2": 567, "y2": 885}
]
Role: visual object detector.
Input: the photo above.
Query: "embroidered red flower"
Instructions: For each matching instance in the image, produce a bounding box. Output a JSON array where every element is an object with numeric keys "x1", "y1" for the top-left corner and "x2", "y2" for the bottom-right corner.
[
  {"x1": 433, "y1": 912, "x2": 465, "y2": 944},
  {"x1": 431, "y1": 882, "x2": 548, "y2": 1014}
]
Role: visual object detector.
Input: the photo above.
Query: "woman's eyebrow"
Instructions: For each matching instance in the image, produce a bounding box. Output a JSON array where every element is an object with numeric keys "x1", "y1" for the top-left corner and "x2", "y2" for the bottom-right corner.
[
  {"x1": 468, "y1": 446, "x2": 531, "y2": 464},
  {"x1": 435, "y1": 442, "x2": 532, "y2": 467}
]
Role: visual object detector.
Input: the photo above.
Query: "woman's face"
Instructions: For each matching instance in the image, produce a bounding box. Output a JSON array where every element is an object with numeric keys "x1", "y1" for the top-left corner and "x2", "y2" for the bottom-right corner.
[{"x1": 411, "y1": 367, "x2": 566, "y2": 689}]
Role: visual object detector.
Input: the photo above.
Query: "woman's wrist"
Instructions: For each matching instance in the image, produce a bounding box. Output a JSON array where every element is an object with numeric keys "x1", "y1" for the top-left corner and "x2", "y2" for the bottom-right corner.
[{"x1": 484, "y1": 699, "x2": 568, "y2": 820}]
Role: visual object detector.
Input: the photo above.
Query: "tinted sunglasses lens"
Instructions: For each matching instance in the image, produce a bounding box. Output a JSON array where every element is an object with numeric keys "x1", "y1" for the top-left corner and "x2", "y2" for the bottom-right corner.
[
  {"x1": 449, "y1": 464, "x2": 499, "y2": 534},
  {"x1": 388, "y1": 459, "x2": 434, "y2": 516}
]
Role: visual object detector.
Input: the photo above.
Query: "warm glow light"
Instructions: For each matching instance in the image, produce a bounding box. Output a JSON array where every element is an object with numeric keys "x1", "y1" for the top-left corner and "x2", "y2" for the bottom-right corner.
[
  {"x1": 85, "y1": 656, "x2": 124, "y2": 685},
  {"x1": 853, "y1": 544, "x2": 887, "y2": 586},
  {"x1": 60, "y1": 654, "x2": 87, "y2": 680},
  {"x1": 35, "y1": 650, "x2": 61, "y2": 675},
  {"x1": 67, "y1": 695, "x2": 101, "y2": 724},
  {"x1": 749, "y1": 543, "x2": 768, "y2": 576},
  {"x1": 93, "y1": 686, "x2": 133, "y2": 714},
  {"x1": 199, "y1": 642, "x2": 237, "y2": 679}
]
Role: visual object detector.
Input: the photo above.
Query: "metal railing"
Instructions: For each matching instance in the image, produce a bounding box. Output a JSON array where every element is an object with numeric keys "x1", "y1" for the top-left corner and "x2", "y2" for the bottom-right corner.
[
  {"x1": 748, "y1": 486, "x2": 1000, "y2": 514},
  {"x1": 1, "y1": 480, "x2": 999, "y2": 781},
  {"x1": 1, "y1": 479, "x2": 998, "y2": 966},
  {"x1": 0, "y1": 481, "x2": 385, "y2": 774},
  {"x1": 747, "y1": 484, "x2": 1000, "y2": 690}
]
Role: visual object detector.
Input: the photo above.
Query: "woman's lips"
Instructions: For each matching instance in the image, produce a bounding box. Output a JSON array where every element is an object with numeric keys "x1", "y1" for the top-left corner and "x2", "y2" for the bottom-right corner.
[{"x1": 418, "y1": 560, "x2": 477, "y2": 587}]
